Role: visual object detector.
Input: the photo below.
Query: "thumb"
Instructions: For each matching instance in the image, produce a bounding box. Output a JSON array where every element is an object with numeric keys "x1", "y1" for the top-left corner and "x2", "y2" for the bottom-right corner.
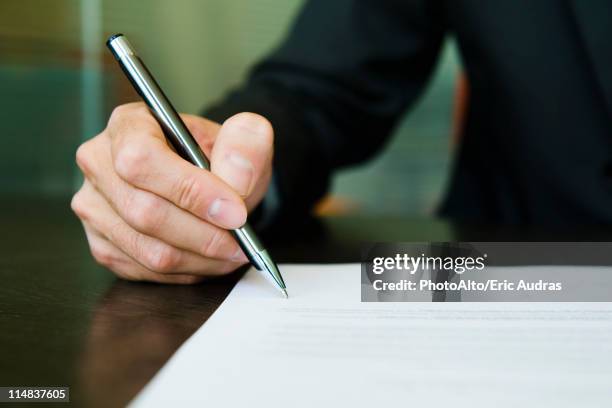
[{"x1": 210, "y1": 112, "x2": 274, "y2": 201}]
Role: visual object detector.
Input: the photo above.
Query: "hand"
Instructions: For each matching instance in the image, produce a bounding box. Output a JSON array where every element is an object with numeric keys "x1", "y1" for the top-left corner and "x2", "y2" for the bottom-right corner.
[{"x1": 71, "y1": 102, "x2": 274, "y2": 284}]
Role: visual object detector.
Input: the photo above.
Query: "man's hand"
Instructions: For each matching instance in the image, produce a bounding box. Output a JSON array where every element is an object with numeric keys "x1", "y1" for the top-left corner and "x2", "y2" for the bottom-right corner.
[{"x1": 71, "y1": 102, "x2": 274, "y2": 284}]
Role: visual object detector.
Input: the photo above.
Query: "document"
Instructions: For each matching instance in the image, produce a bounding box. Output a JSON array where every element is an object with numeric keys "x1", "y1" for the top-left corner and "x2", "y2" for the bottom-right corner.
[{"x1": 131, "y1": 264, "x2": 612, "y2": 407}]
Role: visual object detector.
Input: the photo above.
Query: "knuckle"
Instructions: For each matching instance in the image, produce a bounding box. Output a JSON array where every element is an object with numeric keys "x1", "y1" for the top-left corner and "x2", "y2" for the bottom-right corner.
[
  {"x1": 75, "y1": 140, "x2": 94, "y2": 175},
  {"x1": 124, "y1": 193, "x2": 166, "y2": 234},
  {"x1": 109, "y1": 103, "x2": 155, "y2": 133},
  {"x1": 143, "y1": 243, "x2": 181, "y2": 273},
  {"x1": 175, "y1": 176, "x2": 204, "y2": 212},
  {"x1": 70, "y1": 189, "x2": 89, "y2": 221},
  {"x1": 108, "y1": 103, "x2": 137, "y2": 125},
  {"x1": 132, "y1": 103, "x2": 150, "y2": 116},
  {"x1": 202, "y1": 228, "x2": 224, "y2": 258},
  {"x1": 108, "y1": 104, "x2": 128, "y2": 126},
  {"x1": 114, "y1": 141, "x2": 150, "y2": 183},
  {"x1": 90, "y1": 244, "x2": 115, "y2": 268}
]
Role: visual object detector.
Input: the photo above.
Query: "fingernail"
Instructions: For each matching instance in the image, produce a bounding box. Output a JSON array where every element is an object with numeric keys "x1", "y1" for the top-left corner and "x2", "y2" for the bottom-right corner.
[
  {"x1": 223, "y1": 152, "x2": 254, "y2": 197},
  {"x1": 208, "y1": 198, "x2": 246, "y2": 229},
  {"x1": 231, "y1": 248, "x2": 248, "y2": 263}
]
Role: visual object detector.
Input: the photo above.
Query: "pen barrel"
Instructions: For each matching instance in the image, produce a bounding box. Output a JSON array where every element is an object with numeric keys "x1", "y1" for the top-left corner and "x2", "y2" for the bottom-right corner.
[
  {"x1": 107, "y1": 35, "x2": 210, "y2": 170},
  {"x1": 232, "y1": 226, "x2": 266, "y2": 268}
]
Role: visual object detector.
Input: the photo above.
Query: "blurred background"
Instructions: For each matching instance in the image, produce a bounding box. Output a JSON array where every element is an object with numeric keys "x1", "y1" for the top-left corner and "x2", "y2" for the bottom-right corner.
[{"x1": 0, "y1": 0, "x2": 459, "y2": 216}]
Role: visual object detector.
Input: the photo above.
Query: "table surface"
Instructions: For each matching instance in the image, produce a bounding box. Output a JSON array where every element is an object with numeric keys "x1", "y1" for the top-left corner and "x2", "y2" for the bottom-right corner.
[{"x1": 1, "y1": 195, "x2": 611, "y2": 407}]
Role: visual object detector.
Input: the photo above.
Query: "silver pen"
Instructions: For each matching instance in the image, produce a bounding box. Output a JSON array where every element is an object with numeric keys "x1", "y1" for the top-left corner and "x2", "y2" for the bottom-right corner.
[{"x1": 106, "y1": 34, "x2": 288, "y2": 298}]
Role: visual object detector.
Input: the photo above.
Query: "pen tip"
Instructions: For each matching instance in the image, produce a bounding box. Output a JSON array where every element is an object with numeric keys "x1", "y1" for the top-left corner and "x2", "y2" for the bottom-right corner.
[{"x1": 282, "y1": 289, "x2": 289, "y2": 299}]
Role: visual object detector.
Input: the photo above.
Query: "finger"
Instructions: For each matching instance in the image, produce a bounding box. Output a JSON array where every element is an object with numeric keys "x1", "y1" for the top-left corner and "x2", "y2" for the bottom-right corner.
[
  {"x1": 181, "y1": 113, "x2": 222, "y2": 157},
  {"x1": 115, "y1": 183, "x2": 248, "y2": 263},
  {"x1": 210, "y1": 112, "x2": 274, "y2": 198},
  {"x1": 83, "y1": 222, "x2": 208, "y2": 284},
  {"x1": 107, "y1": 103, "x2": 221, "y2": 152},
  {"x1": 73, "y1": 181, "x2": 245, "y2": 275},
  {"x1": 108, "y1": 116, "x2": 247, "y2": 230},
  {"x1": 107, "y1": 102, "x2": 165, "y2": 142},
  {"x1": 79, "y1": 134, "x2": 247, "y2": 262}
]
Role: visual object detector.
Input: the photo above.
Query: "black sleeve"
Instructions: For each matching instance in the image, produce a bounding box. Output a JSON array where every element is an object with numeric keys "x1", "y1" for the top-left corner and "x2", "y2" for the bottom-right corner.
[{"x1": 205, "y1": 0, "x2": 446, "y2": 221}]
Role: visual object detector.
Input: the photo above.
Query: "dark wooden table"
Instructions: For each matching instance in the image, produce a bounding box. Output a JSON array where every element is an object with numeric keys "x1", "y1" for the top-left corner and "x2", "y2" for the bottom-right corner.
[{"x1": 1, "y1": 196, "x2": 610, "y2": 407}]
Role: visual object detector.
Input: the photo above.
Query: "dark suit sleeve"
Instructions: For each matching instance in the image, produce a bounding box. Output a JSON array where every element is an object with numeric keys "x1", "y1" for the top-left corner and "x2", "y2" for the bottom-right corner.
[{"x1": 205, "y1": 0, "x2": 446, "y2": 221}]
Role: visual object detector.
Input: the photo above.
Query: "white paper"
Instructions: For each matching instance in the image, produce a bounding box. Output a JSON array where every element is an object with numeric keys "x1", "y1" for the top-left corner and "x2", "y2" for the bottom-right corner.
[{"x1": 131, "y1": 264, "x2": 612, "y2": 408}]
